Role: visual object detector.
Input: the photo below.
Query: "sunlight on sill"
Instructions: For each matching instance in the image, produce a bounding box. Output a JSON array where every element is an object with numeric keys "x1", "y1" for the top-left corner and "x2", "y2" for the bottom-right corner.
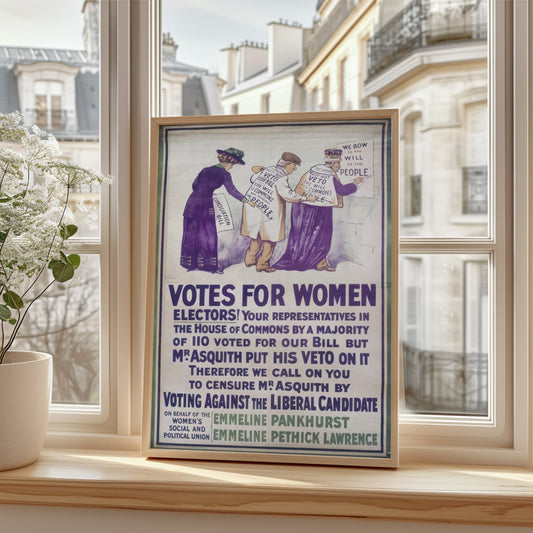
[
  {"x1": 455, "y1": 468, "x2": 533, "y2": 486},
  {"x1": 68, "y1": 452, "x2": 316, "y2": 487}
]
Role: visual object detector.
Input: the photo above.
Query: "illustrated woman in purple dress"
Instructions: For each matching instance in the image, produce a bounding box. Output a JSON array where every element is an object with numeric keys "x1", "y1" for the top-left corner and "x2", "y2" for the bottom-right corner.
[
  {"x1": 274, "y1": 148, "x2": 361, "y2": 272},
  {"x1": 180, "y1": 147, "x2": 250, "y2": 273}
]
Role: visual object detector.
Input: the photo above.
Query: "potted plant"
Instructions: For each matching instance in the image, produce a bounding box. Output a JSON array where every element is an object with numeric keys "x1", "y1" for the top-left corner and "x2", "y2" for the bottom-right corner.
[{"x1": 0, "y1": 112, "x2": 110, "y2": 470}]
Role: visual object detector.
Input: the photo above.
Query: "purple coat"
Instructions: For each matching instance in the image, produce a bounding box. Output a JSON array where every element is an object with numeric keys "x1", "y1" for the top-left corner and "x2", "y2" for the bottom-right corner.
[
  {"x1": 183, "y1": 164, "x2": 245, "y2": 218},
  {"x1": 274, "y1": 178, "x2": 357, "y2": 271},
  {"x1": 180, "y1": 164, "x2": 245, "y2": 272}
]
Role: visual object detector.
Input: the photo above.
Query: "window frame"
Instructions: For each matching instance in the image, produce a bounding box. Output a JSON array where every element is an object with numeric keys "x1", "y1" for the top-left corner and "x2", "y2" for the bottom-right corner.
[
  {"x1": 46, "y1": 0, "x2": 136, "y2": 440},
  {"x1": 399, "y1": 0, "x2": 530, "y2": 466},
  {"x1": 45, "y1": 0, "x2": 532, "y2": 467}
]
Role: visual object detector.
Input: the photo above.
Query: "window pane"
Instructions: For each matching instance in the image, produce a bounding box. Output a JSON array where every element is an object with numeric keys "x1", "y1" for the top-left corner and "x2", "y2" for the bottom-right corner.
[
  {"x1": 160, "y1": 0, "x2": 491, "y2": 417},
  {"x1": 0, "y1": 0, "x2": 101, "y2": 237},
  {"x1": 13, "y1": 255, "x2": 101, "y2": 405},
  {"x1": 400, "y1": 255, "x2": 489, "y2": 415},
  {"x1": 161, "y1": 0, "x2": 487, "y2": 236},
  {"x1": 1, "y1": 0, "x2": 102, "y2": 405},
  {"x1": 367, "y1": 0, "x2": 488, "y2": 237},
  {"x1": 161, "y1": 1, "x2": 317, "y2": 116}
]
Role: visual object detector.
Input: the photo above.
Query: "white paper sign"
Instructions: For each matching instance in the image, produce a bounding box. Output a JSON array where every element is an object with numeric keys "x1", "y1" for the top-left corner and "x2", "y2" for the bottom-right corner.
[
  {"x1": 299, "y1": 164, "x2": 338, "y2": 206},
  {"x1": 337, "y1": 139, "x2": 374, "y2": 191},
  {"x1": 244, "y1": 167, "x2": 286, "y2": 220},
  {"x1": 213, "y1": 193, "x2": 234, "y2": 232}
]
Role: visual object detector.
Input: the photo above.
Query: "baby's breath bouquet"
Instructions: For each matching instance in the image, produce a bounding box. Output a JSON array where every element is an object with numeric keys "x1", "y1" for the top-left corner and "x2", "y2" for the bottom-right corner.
[{"x1": 0, "y1": 112, "x2": 110, "y2": 362}]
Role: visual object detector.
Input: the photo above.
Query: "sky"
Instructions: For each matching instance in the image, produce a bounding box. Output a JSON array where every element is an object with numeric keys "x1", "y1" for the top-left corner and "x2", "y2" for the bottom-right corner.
[
  {"x1": 0, "y1": 0, "x2": 319, "y2": 73},
  {"x1": 162, "y1": 0, "x2": 318, "y2": 72}
]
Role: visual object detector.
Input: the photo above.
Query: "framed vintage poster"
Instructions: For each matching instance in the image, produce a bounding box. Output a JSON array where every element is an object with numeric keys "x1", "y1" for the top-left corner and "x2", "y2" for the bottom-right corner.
[{"x1": 142, "y1": 111, "x2": 398, "y2": 467}]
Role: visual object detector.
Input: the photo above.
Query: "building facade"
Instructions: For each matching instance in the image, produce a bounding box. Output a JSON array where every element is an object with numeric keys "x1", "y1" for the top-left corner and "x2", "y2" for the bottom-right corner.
[
  {"x1": 365, "y1": 0, "x2": 488, "y2": 414},
  {"x1": 220, "y1": 21, "x2": 306, "y2": 114},
  {"x1": 219, "y1": 0, "x2": 489, "y2": 415},
  {"x1": 298, "y1": 0, "x2": 379, "y2": 112},
  {"x1": 0, "y1": 0, "x2": 223, "y2": 404},
  {"x1": 0, "y1": 1, "x2": 222, "y2": 138}
]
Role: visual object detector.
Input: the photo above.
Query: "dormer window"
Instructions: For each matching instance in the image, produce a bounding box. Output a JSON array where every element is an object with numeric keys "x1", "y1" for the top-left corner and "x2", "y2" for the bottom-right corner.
[
  {"x1": 34, "y1": 80, "x2": 63, "y2": 130},
  {"x1": 15, "y1": 62, "x2": 79, "y2": 134}
]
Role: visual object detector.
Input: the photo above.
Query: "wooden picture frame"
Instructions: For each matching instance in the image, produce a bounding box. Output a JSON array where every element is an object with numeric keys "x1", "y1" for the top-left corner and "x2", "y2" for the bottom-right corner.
[{"x1": 142, "y1": 111, "x2": 399, "y2": 467}]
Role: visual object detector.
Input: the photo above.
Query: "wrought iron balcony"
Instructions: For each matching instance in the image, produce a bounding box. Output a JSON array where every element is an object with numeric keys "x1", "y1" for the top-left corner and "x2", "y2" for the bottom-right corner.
[
  {"x1": 402, "y1": 343, "x2": 488, "y2": 415},
  {"x1": 304, "y1": 0, "x2": 357, "y2": 65},
  {"x1": 21, "y1": 108, "x2": 98, "y2": 141},
  {"x1": 367, "y1": 0, "x2": 487, "y2": 80},
  {"x1": 23, "y1": 108, "x2": 72, "y2": 134}
]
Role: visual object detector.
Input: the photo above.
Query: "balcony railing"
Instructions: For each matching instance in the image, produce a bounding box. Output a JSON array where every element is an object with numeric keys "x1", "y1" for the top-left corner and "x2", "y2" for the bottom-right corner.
[
  {"x1": 21, "y1": 108, "x2": 99, "y2": 141},
  {"x1": 367, "y1": 0, "x2": 487, "y2": 79},
  {"x1": 304, "y1": 0, "x2": 357, "y2": 65},
  {"x1": 23, "y1": 108, "x2": 76, "y2": 135},
  {"x1": 403, "y1": 343, "x2": 488, "y2": 415}
]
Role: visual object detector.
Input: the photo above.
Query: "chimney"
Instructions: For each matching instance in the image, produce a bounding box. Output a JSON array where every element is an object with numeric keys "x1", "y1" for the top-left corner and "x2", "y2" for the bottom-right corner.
[
  {"x1": 237, "y1": 41, "x2": 268, "y2": 83},
  {"x1": 268, "y1": 21, "x2": 303, "y2": 76},
  {"x1": 82, "y1": 0, "x2": 99, "y2": 61},
  {"x1": 220, "y1": 45, "x2": 239, "y2": 92},
  {"x1": 162, "y1": 32, "x2": 178, "y2": 60}
]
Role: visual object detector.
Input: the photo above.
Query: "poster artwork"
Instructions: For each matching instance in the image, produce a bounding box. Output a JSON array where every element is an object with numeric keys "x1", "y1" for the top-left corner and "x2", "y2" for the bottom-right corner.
[{"x1": 144, "y1": 112, "x2": 398, "y2": 467}]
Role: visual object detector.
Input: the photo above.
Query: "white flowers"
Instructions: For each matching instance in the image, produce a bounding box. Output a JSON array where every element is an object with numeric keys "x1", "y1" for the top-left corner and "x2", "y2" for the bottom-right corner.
[{"x1": 0, "y1": 112, "x2": 112, "y2": 361}]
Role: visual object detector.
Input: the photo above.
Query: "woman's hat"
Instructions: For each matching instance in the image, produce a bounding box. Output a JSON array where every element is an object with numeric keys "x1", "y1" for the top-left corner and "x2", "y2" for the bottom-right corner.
[
  {"x1": 217, "y1": 147, "x2": 245, "y2": 165},
  {"x1": 324, "y1": 148, "x2": 342, "y2": 161}
]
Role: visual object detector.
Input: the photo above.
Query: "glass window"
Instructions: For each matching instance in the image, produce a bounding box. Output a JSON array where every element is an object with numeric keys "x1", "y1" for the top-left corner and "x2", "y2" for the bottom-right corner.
[
  {"x1": 401, "y1": 254, "x2": 489, "y2": 416},
  {"x1": 463, "y1": 101, "x2": 488, "y2": 215},
  {"x1": 339, "y1": 57, "x2": 349, "y2": 109},
  {"x1": 404, "y1": 114, "x2": 423, "y2": 219},
  {"x1": 310, "y1": 87, "x2": 318, "y2": 111},
  {"x1": 262, "y1": 93, "x2": 270, "y2": 113},
  {"x1": 34, "y1": 81, "x2": 64, "y2": 130},
  {"x1": 159, "y1": 0, "x2": 498, "y2": 442},
  {"x1": 0, "y1": 0, "x2": 521, "y2": 460},
  {"x1": 16, "y1": 255, "x2": 101, "y2": 405},
  {"x1": 0, "y1": 0, "x2": 104, "y2": 410},
  {"x1": 322, "y1": 75, "x2": 330, "y2": 110},
  {"x1": 367, "y1": 0, "x2": 488, "y2": 239}
]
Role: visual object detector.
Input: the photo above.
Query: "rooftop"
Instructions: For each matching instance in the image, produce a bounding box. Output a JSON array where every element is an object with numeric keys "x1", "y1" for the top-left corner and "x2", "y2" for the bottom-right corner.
[{"x1": 0, "y1": 46, "x2": 92, "y2": 66}]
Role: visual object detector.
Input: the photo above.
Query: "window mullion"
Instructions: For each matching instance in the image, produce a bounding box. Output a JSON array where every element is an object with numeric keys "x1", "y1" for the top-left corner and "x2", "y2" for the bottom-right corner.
[
  {"x1": 105, "y1": 0, "x2": 132, "y2": 436},
  {"x1": 512, "y1": 0, "x2": 531, "y2": 461}
]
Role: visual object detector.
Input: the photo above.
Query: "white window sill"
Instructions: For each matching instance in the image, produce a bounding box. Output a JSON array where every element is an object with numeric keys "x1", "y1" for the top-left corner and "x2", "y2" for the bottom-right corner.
[{"x1": 1, "y1": 448, "x2": 533, "y2": 527}]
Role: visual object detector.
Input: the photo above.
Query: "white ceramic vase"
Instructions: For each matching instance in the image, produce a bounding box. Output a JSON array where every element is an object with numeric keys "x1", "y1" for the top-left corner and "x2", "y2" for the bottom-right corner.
[{"x1": 0, "y1": 350, "x2": 53, "y2": 471}]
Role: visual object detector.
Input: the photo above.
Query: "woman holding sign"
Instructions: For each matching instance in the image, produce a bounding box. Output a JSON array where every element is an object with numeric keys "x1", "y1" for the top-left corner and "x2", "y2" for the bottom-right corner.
[
  {"x1": 180, "y1": 147, "x2": 251, "y2": 273},
  {"x1": 274, "y1": 148, "x2": 361, "y2": 272}
]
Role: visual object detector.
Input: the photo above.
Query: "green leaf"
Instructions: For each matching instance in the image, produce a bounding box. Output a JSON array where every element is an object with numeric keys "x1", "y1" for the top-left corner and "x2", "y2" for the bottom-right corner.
[
  {"x1": 60, "y1": 223, "x2": 78, "y2": 240},
  {"x1": 52, "y1": 261, "x2": 75, "y2": 282},
  {"x1": 67, "y1": 254, "x2": 81, "y2": 270},
  {"x1": 3, "y1": 290, "x2": 24, "y2": 309},
  {"x1": 48, "y1": 259, "x2": 61, "y2": 270},
  {"x1": 8, "y1": 318, "x2": 17, "y2": 325},
  {"x1": 0, "y1": 304, "x2": 11, "y2": 321}
]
